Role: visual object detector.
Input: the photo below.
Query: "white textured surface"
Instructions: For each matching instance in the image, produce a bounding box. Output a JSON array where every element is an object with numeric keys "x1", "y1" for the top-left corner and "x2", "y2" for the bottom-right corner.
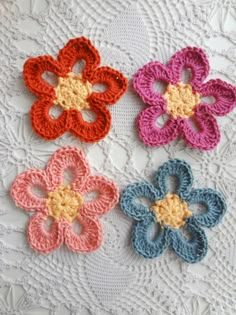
[{"x1": 0, "y1": 0, "x2": 236, "y2": 314}]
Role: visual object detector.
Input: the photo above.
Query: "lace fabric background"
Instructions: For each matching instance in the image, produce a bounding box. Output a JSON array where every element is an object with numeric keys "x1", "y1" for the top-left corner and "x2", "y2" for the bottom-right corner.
[{"x1": 0, "y1": 0, "x2": 236, "y2": 314}]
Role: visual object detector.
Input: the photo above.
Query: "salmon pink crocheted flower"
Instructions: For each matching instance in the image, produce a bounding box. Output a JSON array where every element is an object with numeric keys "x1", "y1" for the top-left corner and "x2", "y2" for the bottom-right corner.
[
  {"x1": 10, "y1": 146, "x2": 119, "y2": 254},
  {"x1": 134, "y1": 47, "x2": 236, "y2": 150},
  {"x1": 23, "y1": 37, "x2": 128, "y2": 142}
]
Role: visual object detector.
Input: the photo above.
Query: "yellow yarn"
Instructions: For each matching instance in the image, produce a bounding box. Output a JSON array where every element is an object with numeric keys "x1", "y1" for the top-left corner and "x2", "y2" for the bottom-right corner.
[
  {"x1": 152, "y1": 193, "x2": 192, "y2": 229},
  {"x1": 46, "y1": 185, "x2": 83, "y2": 222},
  {"x1": 54, "y1": 73, "x2": 92, "y2": 111},
  {"x1": 164, "y1": 83, "x2": 200, "y2": 118}
]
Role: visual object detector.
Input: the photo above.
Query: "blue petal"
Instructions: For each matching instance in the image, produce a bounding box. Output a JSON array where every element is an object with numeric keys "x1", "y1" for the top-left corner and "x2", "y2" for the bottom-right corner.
[
  {"x1": 170, "y1": 218, "x2": 208, "y2": 263},
  {"x1": 133, "y1": 217, "x2": 171, "y2": 258},
  {"x1": 120, "y1": 182, "x2": 161, "y2": 220},
  {"x1": 187, "y1": 188, "x2": 226, "y2": 227},
  {"x1": 155, "y1": 159, "x2": 193, "y2": 199}
]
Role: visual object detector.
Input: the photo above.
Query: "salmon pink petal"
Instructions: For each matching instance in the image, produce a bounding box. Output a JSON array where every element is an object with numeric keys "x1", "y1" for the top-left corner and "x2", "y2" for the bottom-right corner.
[
  {"x1": 64, "y1": 215, "x2": 103, "y2": 252},
  {"x1": 78, "y1": 175, "x2": 119, "y2": 216},
  {"x1": 45, "y1": 146, "x2": 90, "y2": 189},
  {"x1": 27, "y1": 213, "x2": 64, "y2": 254},
  {"x1": 10, "y1": 169, "x2": 50, "y2": 212}
]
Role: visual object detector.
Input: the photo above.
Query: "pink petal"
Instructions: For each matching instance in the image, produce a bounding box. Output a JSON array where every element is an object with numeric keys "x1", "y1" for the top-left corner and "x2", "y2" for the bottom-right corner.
[
  {"x1": 27, "y1": 213, "x2": 64, "y2": 254},
  {"x1": 78, "y1": 175, "x2": 119, "y2": 216},
  {"x1": 180, "y1": 107, "x2": 220, "y2": 150},
  {"x1": 64, "y1": 215, "x2": 103, "y2": 253},
  {"x1": 46, "y1": 146, "x2": 90, "y2": 189},
  {"x1": 10, "y1": 169, "x2": 50, "y2": 212},
  {"x1": 137, "y1": 106, "x2": 180, "y2": 146},
  {"x1": 198, "y1": 79, "x2": 236, "y2": 116},
  {"x1": 168, "y1": 47, "x2": 210, "y2": 88},
  {"x1": 133, "y1": 62, "x2": 174, "y2": 106}
]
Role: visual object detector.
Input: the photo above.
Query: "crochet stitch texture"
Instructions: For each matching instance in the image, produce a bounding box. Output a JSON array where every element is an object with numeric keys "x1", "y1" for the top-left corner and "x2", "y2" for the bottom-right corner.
[
  {"x1": 133, "y1": 47, "x2": 236, "y2": 150},
  {"x1": 120, "y1": 159, "x2": 226, "y2": 263},
  {"x1": 23, "y1": 37, "x2": 128, "y2": 142},
  {"x1": 10, "y1": 146, "x2": 119, "y2": 254}
]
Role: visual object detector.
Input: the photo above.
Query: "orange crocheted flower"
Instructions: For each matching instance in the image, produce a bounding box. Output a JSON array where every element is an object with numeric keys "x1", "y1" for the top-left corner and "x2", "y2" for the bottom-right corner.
[{"x1": 23, "y1": 37, "x2": 128, "y2": 142}]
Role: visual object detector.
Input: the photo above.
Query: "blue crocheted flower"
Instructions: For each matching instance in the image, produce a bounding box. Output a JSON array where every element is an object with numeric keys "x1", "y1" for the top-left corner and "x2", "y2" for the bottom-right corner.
[{"x1": 120, "y1": 159, "x2": 226, "y2": 263}]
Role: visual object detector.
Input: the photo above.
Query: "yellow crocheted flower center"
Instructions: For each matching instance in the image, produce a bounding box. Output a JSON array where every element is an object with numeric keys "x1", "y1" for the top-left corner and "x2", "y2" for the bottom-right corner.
[
  {"x1": 152, "y1": 193, "x2": 192, "y2": 229},
  {"x1": 54, "y1": 73, "x2": 92, "y2": 110},
  {"x1": 164, "y1": 83, "x2": 200, "y2": 118},
  {"x1": 46, "y1": 185, "x2": 83, "y2": 222}
]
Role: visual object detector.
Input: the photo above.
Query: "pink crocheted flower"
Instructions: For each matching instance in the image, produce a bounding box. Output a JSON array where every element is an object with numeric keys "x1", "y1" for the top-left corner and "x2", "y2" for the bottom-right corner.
[
  {"x1": 134, "y1": 47, "x2": 236, "y2": 150},
  {"x1": 10, "y1": 146, "x2": 119, "y2": 254}
]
